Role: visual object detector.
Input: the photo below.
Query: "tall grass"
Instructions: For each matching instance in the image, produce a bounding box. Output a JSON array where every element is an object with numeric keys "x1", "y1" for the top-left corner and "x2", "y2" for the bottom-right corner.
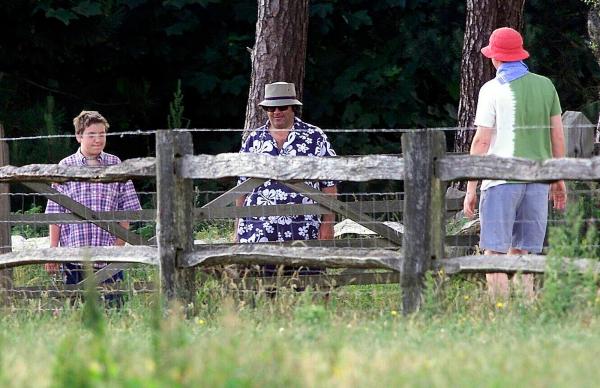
[
  {"x1": 4, "y1": 193, "x2": 600, "y2": 386},
  {"x1": 3, "y1": 282, "x2": 600, "y2": 387}
]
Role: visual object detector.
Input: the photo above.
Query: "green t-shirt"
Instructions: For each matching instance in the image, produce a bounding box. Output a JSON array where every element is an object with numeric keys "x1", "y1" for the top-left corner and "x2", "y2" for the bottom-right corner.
[{"x1": 474, "y1": 72, "x2": 562, "y2": 190}]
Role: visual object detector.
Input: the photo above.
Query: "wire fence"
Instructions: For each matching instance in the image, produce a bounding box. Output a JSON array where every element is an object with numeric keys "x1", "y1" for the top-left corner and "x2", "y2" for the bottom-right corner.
[
  {"x1": 1, "y1": 121, "x2": 597, "y2": 142},
  {"x1": 1, "y1": 119, "x2": 599, "y2": 309}
]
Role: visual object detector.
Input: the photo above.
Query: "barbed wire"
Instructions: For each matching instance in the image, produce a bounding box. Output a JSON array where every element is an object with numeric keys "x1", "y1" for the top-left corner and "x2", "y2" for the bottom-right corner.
[{"x1": 1, "y1": 123, "x2": 597, "y2": 142}]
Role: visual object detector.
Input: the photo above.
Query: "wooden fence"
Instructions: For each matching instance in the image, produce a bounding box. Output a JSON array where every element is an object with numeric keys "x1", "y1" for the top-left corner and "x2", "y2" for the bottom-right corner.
[{"x1": 0, "y1": 111, "x2": 598, "y2": 313}]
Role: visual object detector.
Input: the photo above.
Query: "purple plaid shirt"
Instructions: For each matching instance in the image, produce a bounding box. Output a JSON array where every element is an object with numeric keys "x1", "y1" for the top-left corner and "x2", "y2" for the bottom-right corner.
[{"x1": 45, "y1": 149, "x2": 141, "y2": 251}]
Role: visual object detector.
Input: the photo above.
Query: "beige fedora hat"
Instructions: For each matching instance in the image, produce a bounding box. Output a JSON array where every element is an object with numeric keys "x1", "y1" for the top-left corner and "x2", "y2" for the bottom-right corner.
[{"x1": 259, "y1": 82, "x2": 303, "y2": 107}]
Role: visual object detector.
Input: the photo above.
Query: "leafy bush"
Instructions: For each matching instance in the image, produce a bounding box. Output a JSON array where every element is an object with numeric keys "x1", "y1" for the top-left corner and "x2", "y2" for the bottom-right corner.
[
  {"x1": 542, "y1": 199, "x2": 600, "y2": 319},
  {"x1": 11, "y1": 204, "x2": 48, "y2": 238}
]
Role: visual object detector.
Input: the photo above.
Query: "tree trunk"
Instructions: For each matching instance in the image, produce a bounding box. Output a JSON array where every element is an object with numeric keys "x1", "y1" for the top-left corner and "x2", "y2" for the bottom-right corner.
[
  {"x1": 455, "y1": 0, "x2": 525, "y2": 153},
  {"x1": 243, "y1": 0, "x2": 309, "y2": 142},
  {"x1": 587, "y1": 5, "x2": 600, "y2": 140}
]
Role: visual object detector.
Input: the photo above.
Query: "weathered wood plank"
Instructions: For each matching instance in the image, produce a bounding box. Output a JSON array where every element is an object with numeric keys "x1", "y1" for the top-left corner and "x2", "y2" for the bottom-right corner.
[
  {"x1": 190, "y1": 235, "x2": 474, "y2": 249},
  {"x1": 8, "y1": 197, "x2": 462, "y2": 223},
  {"x1": 179, "y1": 154, "x2": 405, "y2": 181},
  {"x1": 157, "y1": 131, "x2": 177, "y2": 299},
  {"x1": 436, "y1": 255, "x2": 600, "y2": 275},
  {"x1": 7, "y1": 198, "x2": 458, "y2": 223},
  {"x1": 0, "y1": 157, "x2": 156, "y2": 182},
  {"x1": 195, "y1": 238, "x2": 401, "y2": 249},
  {"x1": 233, "y1": 271, "x2": 400, "y2": 290},
  {"x1": 196, "y1": 200, "x2": 407, "y2": 219},
  {"x1": 563, "y1": 111, "x2": 594, "y2": 158},
  {"x1": 23, "y1": 182, "x2": 148, "y2": 246},
  {"x1": 0, "y1": 246, "x2": 158, "y2": 269},
  {"x1": 0, "y1": 124, "x2": 12, "y2": 293},
  {"x1": 281, "y1": 182, "x2": 403, "y2": 245},
  {"x1": 401, "y1": 130, "x2": 446, "y2": 314},
  {"x1": 157, "y1": 130, "x2": 196, "y2": 301},
  {"x1": 201, "y1": 177, "x2": 267, "y2": 209},
  {"x1": 10, "y1": 209, "x2": 156, "y2": 223},
  {"x1": 24, "y1": 182, "x2": 149, "y2": 285},
  {"x1": 182, "y1": 245, "x2": 404, "y2": 271},
  {"x1": 8, "y1": 152, "x2": 600, "y2": 184},
  {"x1": 173, "y1": 131, "x2": 196, "y2": 302},
  {"x1": 437, "y1": 154, "x2": 600, "y2": 182}
]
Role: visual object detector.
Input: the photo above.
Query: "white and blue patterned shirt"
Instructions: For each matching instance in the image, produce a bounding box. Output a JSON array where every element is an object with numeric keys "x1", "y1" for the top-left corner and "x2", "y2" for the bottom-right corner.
[{"x1": 237, "y1": 117, "x2": 337, "y2": 243}]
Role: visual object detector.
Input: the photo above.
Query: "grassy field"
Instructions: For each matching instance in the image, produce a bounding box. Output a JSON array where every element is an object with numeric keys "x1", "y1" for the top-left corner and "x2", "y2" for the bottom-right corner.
[
  {"x1": 2, "y1": 275, "x2": 600, "y2": 387},
  {"x1": 4, "y1": 205, "x2": 600, "y2": 386}
]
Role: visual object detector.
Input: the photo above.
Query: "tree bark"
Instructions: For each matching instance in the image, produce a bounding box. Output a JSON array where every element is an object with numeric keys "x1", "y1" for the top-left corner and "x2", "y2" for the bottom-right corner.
[
  {"x1": 243, "y1": 0, "x2": 309, "y2": 142},
  {"x1": 587, "y1": 5, "x2": 600, "y2": 140},
  {"x1": 455, "y1": 0, "x2": 525, "y2": 153}
]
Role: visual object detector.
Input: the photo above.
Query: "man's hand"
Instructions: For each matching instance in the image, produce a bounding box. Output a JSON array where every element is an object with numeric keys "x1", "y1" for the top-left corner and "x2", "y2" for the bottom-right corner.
[
  {"x1": 318, "y1": 222, "x2": 334, "y2": 240},
  {"x1": 550, "y1": 180, "x2": 567, "y2": 210},
  {"x1": 463, "y1": 191, "x2": 478, "y2": 219},
  {"x1": 45, "y1": 262, "x2": 59, "y2": 274}
]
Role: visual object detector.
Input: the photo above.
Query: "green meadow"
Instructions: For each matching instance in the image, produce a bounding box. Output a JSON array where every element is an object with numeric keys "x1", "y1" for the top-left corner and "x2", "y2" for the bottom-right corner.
[{"x1": 2, "y1": 273, "x2": 600, "y2": 387}]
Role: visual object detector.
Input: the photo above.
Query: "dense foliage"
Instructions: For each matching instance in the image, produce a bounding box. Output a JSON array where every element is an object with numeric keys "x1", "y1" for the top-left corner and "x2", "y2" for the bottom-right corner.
[{"x1": 0, "y1": 0, "x2": 598, "y2": 164}]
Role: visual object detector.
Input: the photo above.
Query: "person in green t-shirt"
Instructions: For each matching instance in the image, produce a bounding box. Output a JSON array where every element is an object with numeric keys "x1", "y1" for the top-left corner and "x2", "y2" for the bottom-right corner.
[{"x1": 463, "y1": 27, "x2": 567, "y2": 300}]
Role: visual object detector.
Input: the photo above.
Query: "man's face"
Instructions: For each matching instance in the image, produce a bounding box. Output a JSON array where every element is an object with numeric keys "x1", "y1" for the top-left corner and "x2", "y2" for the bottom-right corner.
[
  {"x1": 77, "y1": 123, "x2": 107, "y2": 157},
  {"x1": 266, "y1": 105, "x2": 294, "y2": 130}
]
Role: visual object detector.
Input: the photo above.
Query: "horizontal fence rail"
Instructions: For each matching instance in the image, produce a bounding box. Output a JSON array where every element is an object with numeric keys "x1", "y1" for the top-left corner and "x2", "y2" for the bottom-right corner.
[
  {"x1": 7, "y1": 154, "x2": 600, "y2": 184},
  {"x1": 438, "y1": 155, "x2": 600, "y2": 181},
  {"x1": 180, "y1": 154, "x2": 405, "y2": 181},
  {"x1": 183, "y1": 245, "x2": 404, "y2": 271},
  {"x1": 437, "y1": 255, "x2": 600, "y2": 275},
  {"x1": 0, "y1": 246, "x2": 158, "y2": 269},
  {"x1": 6, "y1": 198, "x2": 463, "y2": 222},
  {"x1": 9, "y1": 210, "x2": 157, "y2": 223},
  {"x1": 0, "y1": 157, "x2": 156, "y2": 182}
]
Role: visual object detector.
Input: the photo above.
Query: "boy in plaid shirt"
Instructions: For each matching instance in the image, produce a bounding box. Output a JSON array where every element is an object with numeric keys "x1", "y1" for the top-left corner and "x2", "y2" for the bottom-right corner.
[{"x1": 45, "y1": 111, "x2": 141, "y2": 284}]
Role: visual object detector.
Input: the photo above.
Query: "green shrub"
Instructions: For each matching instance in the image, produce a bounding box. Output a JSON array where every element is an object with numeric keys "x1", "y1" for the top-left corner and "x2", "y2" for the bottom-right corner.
[
  {"x1": 542, "y1": 199, "x2": 600, "y2": 319},
  {"x1": 11, "y1": 205, "x2": 48, "y2": 238}
]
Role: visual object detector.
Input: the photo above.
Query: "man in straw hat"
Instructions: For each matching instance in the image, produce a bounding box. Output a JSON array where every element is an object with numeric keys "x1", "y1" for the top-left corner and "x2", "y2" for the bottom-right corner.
[
  {"x1": 235, "y1": 82, "x2": 337, "y2": 277},
  {"x1": 463, "y1": 27, "x2": 567, "y2": 299}
]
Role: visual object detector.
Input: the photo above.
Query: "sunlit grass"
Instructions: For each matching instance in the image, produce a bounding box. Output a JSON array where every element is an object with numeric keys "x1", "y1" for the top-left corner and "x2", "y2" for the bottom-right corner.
[{"x1": 2, "y1": 277, "x2": 600, "y2": 387}]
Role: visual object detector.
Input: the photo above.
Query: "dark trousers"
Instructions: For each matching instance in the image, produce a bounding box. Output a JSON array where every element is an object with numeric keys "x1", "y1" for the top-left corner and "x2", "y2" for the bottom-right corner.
[
  {"x1": 63, "y1": 263, "x2": 124, "y2": 284},
  {"x1": 63, "y1": 263, "x2": 125, "y2": 307}
]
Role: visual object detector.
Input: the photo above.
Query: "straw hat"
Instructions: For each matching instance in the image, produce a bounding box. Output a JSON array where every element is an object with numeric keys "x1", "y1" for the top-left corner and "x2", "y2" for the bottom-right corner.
[
  {"x1": 258, "y1": 82, "x2": 303, "y2": 107},
  {"x1": 481, "y1": 27, "x2": 529, "y2": 62}
]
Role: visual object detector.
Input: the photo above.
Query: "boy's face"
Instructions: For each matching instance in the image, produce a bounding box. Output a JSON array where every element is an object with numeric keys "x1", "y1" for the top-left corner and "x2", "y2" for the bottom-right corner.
[{"x1": 77, "y1": 123, "x2": 107, "y2": 157}]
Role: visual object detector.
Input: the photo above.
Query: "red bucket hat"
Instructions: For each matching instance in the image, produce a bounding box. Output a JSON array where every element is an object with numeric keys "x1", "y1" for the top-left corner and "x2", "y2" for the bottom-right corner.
[{"x1": 481, "y1": 27, "x2": 529, "y2": 61}]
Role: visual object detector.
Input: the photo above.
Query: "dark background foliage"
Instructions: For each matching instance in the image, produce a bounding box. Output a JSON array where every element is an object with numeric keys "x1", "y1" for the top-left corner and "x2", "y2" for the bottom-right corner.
[{"x1": 0, "y1": 0, "x2": 598, "y2": 162}]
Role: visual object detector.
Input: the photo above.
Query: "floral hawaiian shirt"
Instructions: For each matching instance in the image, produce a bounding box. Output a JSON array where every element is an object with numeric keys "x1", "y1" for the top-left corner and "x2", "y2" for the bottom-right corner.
[{"x1": 237, "y1": 117, "x2": 337, "y2": 243}]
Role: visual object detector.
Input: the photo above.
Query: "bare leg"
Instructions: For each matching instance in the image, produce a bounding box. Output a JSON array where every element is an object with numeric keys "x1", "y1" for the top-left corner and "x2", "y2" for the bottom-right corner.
[
  {"x1": 508, "y1": 248, "x2": 534, "y2": 300},
  {"x1": 485, "y1": 249, "x2": 509, "y2": 300}
]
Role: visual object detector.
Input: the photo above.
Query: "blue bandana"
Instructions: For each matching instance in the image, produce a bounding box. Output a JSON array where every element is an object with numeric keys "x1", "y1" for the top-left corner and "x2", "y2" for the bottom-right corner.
[{"x1": 496, "y1": 61, "x2": 529, "y2": 84}]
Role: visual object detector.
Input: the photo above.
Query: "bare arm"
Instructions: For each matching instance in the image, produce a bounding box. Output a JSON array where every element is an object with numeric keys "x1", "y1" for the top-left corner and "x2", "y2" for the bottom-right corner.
[
  {"x1": 46, "y1": 224, "x2": 61, "y2": 273},
  {"x1": 550, "y1": 114, "x2": 565, "y2": 158},
  {"x1": 550, "y1": 114, "x2": 567, "y2": 210},
  {"x1": 319, "y1": 185, "x2": 337, "y2": 240},
  {"x1": 463, "y1": 126, "x2": 493, "y2": 219},
  {"x1": 115, "y1": 221, "x2": 129, "y2": 246},
  {"x1": 233, "y1": 195, "x2": 247, "y2": 242}
]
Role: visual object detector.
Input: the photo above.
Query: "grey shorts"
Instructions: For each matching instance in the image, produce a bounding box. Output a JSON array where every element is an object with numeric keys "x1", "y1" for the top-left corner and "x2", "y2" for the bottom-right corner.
[{"x1": 479, "y1": 183, "x2": 549, "y2": 254}]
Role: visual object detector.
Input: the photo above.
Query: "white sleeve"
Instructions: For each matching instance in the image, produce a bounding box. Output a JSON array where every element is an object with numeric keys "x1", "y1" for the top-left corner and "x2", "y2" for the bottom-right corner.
[{"x1": 473, "y1": 83, "x2": 496, "y2": 128}]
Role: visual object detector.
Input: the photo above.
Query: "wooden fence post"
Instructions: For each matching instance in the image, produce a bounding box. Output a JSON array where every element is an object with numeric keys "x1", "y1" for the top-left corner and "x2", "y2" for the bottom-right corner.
[
  {"x1": 401, "y1": 130, "x2": 446, "y2": 314},
  {"x1": 156, "y1": 130, "x2": 195, "y2": 303},
  {"x1": 562, "y1": 111, "x2": 594, "y2": 158},
  {"x1": 0, "y1": 124, "x2": 13, "y2": 295}
]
